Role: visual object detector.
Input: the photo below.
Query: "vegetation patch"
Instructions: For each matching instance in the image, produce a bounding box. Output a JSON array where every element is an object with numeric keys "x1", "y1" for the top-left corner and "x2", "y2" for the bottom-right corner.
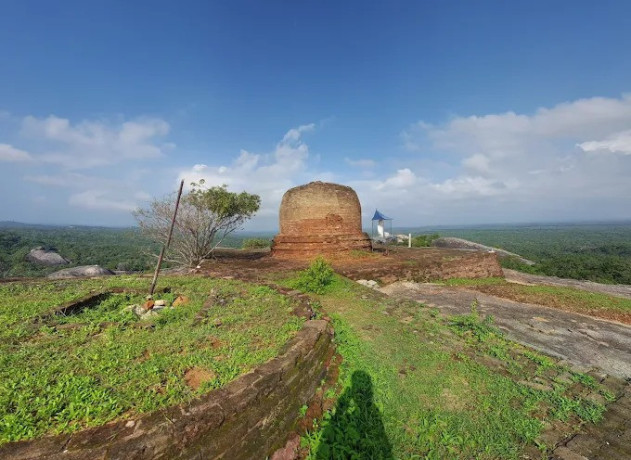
[
  {"x1": 241, "y1": 237, "x2": 272, "y2": 249},
  {"x1": 438, "y1": 223, "x2": 631, "y2": 284},
  {"x1": 0, "y1": 275, "x2": 303, "y2": 445},
  {"x1": 288, "y1": 257, "x2": 338, "y2": 294},
  {"x1": 288, "y1": 276, "x2": 606, "y2": 459},
  {"x1": 441, "y1": 277, "x2": 631, "y2": 324}
]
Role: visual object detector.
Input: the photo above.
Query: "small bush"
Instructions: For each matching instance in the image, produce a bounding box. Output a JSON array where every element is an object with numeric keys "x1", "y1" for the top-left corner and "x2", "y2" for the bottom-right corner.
[
  {"x1": 410, "y1": 233, "x2": 440, "y2": 248},
  {"x1": 242, "y1": 238, "x2": 271, "y2": 249},
  {"x1": 291, "y1": 257, "x2": 336, "y2": 294},
  {"x1": 449, "y1": 301, "x2": 500, "y2": 341}
]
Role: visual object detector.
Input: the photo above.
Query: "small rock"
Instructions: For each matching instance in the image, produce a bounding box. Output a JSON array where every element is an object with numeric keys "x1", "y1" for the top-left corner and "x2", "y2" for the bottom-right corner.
[
  {"x1": 173, "y1": 295, "x2": 189, "y2": 307},
  {"x1": 125, "y1": 420, "x2": 135, "y2": 428},
  {"x1": 154, "y1": 299, "x2": 166, "y2": 307},
  {"x1": 213, "y1": 319, "x2": 223, "y2": 327},
  {"x1": 357, "y1": 279, "x2": 379, "y2": 289},
  {"x1": 140, "y1": 310, "x2": 158, "y2": 320},
  {"x1": 152, "y1": 305, "x2": 166, "y2": 312},
  {"x1": 130, "y1": 304, "x2": 145, "y2": 317}
]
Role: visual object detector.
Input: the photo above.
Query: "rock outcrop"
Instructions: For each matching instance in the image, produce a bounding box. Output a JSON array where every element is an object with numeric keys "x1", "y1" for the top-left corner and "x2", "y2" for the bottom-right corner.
[
  {"x1": 48, "y1": 265, "x2": 114, "y2": 279},
  {"x1": 432, "y1": 237, "x2": 535, "y2": 265},
  {"x1": 272, "y1": 181, "x2": 371, "y2": 258},
  {"x1": 27, "y1": 247, "x2": 70, "y2": 266}
]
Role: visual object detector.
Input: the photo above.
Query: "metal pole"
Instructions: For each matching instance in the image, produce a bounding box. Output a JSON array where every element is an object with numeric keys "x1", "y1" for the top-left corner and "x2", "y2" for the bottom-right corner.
[{"x1": 149, "y1": 179, "x2": 185, "y2": 296}]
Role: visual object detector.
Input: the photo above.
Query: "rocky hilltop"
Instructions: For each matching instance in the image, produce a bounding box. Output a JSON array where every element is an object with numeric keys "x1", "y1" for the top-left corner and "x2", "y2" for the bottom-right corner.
[
  {"x1": 27, "y1": 247, "x2": 70, "y2": 266},
  {"x1": 48, "y1": 265, "x2": 114, "y2": 279},
  {"x1": 432, "y1": 237, "x2": 535, "y2": 265}
]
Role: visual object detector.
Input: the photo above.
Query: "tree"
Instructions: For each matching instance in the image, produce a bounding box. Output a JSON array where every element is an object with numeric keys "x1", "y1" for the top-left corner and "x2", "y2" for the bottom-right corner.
[{"x1": 133, "y1": 181, "x2": 261, "y2": 267}]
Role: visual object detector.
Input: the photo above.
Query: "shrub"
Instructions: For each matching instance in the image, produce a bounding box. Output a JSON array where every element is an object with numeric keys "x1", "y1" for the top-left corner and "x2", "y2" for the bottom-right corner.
[
  {"x1": 291, "y1": 257, "x2": 336, "y2": 294},
  {"x1": 410, "y1": 233, "x2": 440, "y2": 247},
  {"x1": 242, "y1": 238, "x2": 271, "y2": 250}
]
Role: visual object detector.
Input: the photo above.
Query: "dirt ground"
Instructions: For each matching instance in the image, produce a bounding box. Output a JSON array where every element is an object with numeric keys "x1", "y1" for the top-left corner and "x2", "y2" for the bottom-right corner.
[
  {"x1": 380, "y1": 281, "x2": 631, "y2": 380},
  {"x1": 504, "y1": 268, "x2": 631, "y2": 299},
  {"x1": 201, "y1": 246, "x2": 502, "y2": 283}
]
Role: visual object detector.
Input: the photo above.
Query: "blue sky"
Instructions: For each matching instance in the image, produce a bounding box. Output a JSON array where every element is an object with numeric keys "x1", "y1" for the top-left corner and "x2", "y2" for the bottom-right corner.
[{"x1": 1, "y1": 1, "x2": 631, "y2": 230}]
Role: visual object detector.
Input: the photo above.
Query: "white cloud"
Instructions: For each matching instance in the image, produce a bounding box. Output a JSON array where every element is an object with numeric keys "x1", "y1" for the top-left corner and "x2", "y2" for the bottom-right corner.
[
  {"x1": 178, "y1": 124, "x2": 317, "y2": 220},
  {"x1": 0, "y1": 143, "x2": 33, "y2": 162},
  {"x1": 376, "y1": 168, "x2": 416, "y2": 190},
  {"x1": 68, "y1": 190, "x2": 138, "y2": 212},
  {"x1": 578, "y1": 129, "x2": 631, "y2": 155},
  {"x1": 462, "y1": 153, "x2": 491, "y2": 173},
  {"x1": 20, "y1": 115, "x2": 171, "y2": 169},
  {"x1": 393, "y1": 94, "x2": 631, "y2": 224}
]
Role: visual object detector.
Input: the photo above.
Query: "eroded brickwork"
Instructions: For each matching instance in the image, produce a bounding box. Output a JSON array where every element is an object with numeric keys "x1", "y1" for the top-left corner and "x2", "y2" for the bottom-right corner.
[{"x1": 273, "y1": 181, "x2": 371, "y2": 258}]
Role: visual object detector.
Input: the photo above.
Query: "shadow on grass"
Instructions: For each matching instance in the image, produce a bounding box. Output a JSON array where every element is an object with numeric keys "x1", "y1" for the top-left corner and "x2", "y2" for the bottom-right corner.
[{"x1": 316, "y1": 370, "x2": 393, "y2": 459}]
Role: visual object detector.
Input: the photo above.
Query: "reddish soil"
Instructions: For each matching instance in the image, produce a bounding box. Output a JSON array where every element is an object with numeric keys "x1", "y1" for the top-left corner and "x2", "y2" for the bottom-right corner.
[
  {"x1": 201, "y1": 246, "x2": 502, "y2": 284},
  {"x1": 183, "y1": 367, "x2": 216, "y2": 390}
]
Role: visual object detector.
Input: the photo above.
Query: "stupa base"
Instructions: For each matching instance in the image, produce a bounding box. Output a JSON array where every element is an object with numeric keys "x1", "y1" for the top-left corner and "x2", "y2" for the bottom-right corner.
[{"x1": 272, "y1": 233, "x2": 372, "y2": 259}]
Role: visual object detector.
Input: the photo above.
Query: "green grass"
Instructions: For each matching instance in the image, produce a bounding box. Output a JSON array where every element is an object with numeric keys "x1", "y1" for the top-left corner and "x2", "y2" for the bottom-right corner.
[
  {"x1": 291, "y1": 276, "x2": 606, "y2": 459},
  {"x1": 439, "y1": 277, "x2": 631, "y2": 319},
  {"x1": 441, "y1": 277, "x2": 506, "y2": 287},
  {"x1": 0, "y1": 276, "x2": 303, "y2": 445}
]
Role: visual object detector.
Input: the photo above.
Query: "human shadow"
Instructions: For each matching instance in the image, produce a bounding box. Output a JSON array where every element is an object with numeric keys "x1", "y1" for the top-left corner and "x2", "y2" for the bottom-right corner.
[{"x1": 316, "y1": 370, "x2": 393, "y2": 459}]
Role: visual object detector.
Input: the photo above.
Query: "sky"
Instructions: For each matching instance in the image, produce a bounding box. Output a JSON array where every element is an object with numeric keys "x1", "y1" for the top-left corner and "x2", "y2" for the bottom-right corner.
[{"x1": 1, "y1": 1, "x2": 631, "y2": 231}]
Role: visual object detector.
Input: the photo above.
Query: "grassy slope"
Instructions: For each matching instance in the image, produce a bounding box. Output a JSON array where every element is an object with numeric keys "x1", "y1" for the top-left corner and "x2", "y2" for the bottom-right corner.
[
  {"x1": 442, "y1": 277, "x2": 631, "y2": 324},
  {"x1": 0, "y1": 276, "x2": 303, "y2": 445},
  {"x1": 294, "y1": 276, "x2": 609, "y2": 459}
]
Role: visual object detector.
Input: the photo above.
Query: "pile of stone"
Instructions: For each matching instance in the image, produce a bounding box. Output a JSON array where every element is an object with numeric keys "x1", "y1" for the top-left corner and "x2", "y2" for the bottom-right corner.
[
  {"x1": 357, "y1": 279, "x2": 379, "y2": 289},
  {"x1": 125, "y1": 295, "x2": 189, "y2": 320}
]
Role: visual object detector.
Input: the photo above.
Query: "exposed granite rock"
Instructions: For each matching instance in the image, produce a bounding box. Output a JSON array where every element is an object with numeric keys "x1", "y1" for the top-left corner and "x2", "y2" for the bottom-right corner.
[
  {"x1": 27, "y1": 247, "x2": 70, "y2": 266},
  {"x1": 48, "y1": 265, "x2": 114, "y2": 279},
  {"x1": 432, "y1": 237, "x2": 535, "y2": 265}
]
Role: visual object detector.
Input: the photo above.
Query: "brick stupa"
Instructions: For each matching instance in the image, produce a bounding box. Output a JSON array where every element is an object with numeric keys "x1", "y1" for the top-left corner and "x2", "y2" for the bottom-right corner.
[{"x1": 272, "y1": 181, "x2": 372, "y2": 258}]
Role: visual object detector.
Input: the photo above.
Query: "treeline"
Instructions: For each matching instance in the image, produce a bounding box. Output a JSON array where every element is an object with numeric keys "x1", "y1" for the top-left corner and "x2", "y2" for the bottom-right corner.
[
  {"x1": 437, "y1": 223, "x2": 631, "y2": 285},
  {"x1": 0, "y1": 226, "x2": 159, "y2": 278}
]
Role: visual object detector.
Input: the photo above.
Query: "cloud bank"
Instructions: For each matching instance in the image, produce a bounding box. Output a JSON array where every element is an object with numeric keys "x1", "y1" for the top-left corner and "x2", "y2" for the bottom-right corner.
[{"x1": 2, "y1": 94, "x2": 631, "y2": 227}]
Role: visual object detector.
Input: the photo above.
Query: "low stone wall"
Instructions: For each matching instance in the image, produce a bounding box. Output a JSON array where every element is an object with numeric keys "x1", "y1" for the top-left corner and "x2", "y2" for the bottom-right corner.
[
  {"x1": 1, "y1": 320, "x2": 334, "y2": 460},
  {"x1": 337, "y1": 251, "x2": 504, "y2": 285}
]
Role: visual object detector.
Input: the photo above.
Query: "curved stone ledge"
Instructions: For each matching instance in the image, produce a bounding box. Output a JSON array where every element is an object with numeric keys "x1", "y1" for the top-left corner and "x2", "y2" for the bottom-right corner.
[{"x1": 0, "y1": 320, "x2": 335, "y2": 460}]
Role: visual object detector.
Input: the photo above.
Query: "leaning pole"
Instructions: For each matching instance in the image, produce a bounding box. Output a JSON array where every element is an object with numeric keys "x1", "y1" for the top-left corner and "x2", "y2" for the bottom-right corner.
[{"x1": 149, "y1": 179, "x2": 185, "y2": 296}]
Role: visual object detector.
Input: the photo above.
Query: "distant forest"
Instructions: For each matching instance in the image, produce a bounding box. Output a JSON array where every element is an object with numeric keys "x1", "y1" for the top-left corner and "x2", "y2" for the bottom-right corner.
[
  {"x1": 1, "y1": 222, "x2": 631, "y2": 285},
  {"x1": 0, "y1": 224, "x2": 264, "y2": 279},
  {"x1": 429, "y1": 223, "x2": 631, "y2": 285},
  {"x1": 0, "y1": 226, "x2": 158, "y2": 278}
]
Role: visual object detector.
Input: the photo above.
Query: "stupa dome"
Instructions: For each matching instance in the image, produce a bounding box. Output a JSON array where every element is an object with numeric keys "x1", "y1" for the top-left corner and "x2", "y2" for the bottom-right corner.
[{"x1": 272, "y1": 181, "x2": 371, "y2": 258}]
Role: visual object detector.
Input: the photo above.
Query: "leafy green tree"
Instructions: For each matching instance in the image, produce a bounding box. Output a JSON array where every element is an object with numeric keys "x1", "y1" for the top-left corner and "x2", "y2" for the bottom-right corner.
[
  {"x1": 410, "y1": 233, "x2": 440, "y2": 247},
  {"x1": 134, "y1": 181, "x2": 261, "y2": 266}
]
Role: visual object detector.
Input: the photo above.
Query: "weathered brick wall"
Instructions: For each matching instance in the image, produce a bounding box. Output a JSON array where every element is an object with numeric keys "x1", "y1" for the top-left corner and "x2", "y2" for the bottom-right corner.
[
  {"x1": 337, "y1": 251, "x2": 504, "y2": 284},
  {"x1": 0, "y1": 320, "x2": 334, "y2": 460},
  {"x1": 279, "y1": 181, "x2": 363, "y2": 235},
  {"x1": 273, "y1": 182, "x2": 372, "y2": 258}
]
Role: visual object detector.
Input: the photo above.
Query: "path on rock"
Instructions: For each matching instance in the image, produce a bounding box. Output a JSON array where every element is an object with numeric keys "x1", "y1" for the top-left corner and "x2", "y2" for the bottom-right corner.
[
  {"x1": 380, "y1": 281, "x2": 631, "y2": 380},
  {"x1": 504, "y1": 268, "x2": 631, "y2": 300}
]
